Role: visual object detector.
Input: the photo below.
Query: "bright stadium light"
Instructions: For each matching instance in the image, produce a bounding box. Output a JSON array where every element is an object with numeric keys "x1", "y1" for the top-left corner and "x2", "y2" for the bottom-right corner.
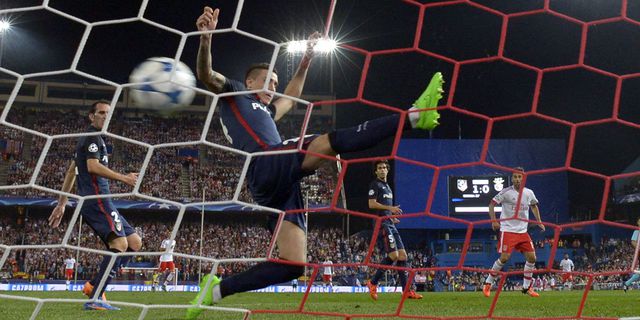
[
  {"x1": 286, "y1": 38, "x2": 337, "y2": 54},
  {"x1": 0, "y1": 20, "x2": 11, "y2": 33}
]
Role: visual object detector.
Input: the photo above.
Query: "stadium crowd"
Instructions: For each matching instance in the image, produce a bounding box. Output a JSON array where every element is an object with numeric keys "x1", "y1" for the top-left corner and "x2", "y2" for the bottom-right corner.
[{"x1": 1, "y1": 107, "x2": 335, "y2": 205}]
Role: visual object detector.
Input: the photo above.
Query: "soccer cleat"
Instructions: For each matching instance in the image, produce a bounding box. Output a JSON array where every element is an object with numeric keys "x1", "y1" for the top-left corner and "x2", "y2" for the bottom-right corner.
[
  {"x1": 83, "y1": 301, "x2": 120, "y2": 311},
  {"x1": 366, "y1": 281, "x2": 378, "y2": 301},
  {"x1": 482, "y1": 283, "x2": 491, "y2": 297},
  {"x1": 185, "y1": 274, "x2": 221, "y2": 320},
  {"x1": 623, "y1": 284, "x2": 628, "y2": 293},
  {"x1": 407, "y1": 290, "x2": 423, "y2": 299},
  {"x1": 522, "y1": 286, "x2": 539, "y2": 297},
  {"x1": 82, "y1": 281, "x2": 108, "y2": 302},
  {"x1": 413, "y1": 72, "x2": 444, "y2": 131}
]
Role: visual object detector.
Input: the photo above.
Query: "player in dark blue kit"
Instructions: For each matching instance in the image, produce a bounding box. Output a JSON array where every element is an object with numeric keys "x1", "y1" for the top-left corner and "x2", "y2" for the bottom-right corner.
[
  {"x1": 48, "y1": 100, "x2": 141, "y2": 311},
  {"x1": 366, "y1": 160, "x2": 422, "y2": 300},
  {"x1": 188, "y1": 6, "x2": 442, "y2": 318}
]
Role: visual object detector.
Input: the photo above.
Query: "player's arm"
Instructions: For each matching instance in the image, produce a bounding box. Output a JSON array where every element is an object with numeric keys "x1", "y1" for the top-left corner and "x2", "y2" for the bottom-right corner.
[
  {"x1": 87, "y1": 159, "x2": 138, "y2": 187},
  {"x1": 196, "y1": 6, "x2": 226, "y2": 94},
  {"x1": 368, "y1": 199, "x2": 402, "y2": 214},
  {"x1": 530, "y1": 203, "x2": 545, "y2": 231},
  {"x1": 273, "y1": 32, "x2": 321, "y2": 121},
  {"x1": 48, "y1": 161, "x2": 77, "y2": 228},
  {"x1": 488, "y1": 200, "x2": 500, "y2": 231}
]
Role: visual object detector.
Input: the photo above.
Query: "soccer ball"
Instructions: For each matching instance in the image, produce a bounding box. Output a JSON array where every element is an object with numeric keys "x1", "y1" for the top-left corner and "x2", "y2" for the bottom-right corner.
[{"x1": 128, "y1": 57, "x2": 196, "y2": 111}]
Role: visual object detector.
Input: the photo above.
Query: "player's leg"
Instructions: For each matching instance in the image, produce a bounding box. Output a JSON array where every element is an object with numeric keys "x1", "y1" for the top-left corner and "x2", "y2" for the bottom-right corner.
[
  {"x1": 483, "y1": 232, "x2": 512, "y2": 298},
  {"x1": 187, "y1": 221, "x2": 305, "y2": 319},
  {"x1": 521, "y1": 249, "x2": 539, "y2": 297},
  {"x1": 300, "y1": 73, "x2": 445, "y2": 172},
  {"x1": 624, "y1": 272, "x2": 640, "y2": 292}
]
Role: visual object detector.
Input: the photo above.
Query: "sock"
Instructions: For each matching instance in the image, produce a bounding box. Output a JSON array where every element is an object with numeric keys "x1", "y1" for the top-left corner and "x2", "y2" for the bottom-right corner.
[
  {"x1": 625, "y1": 273, "x2": 640, "y2": 286},
  {"x1": 166, "y1": 270, "x2": 174, "y2": 282},
  {"x1": 485, "y1": 259, "x2": 505, "y2": 285},
  {"x1": 328, "y1": 114, "x2": 410, "y2": 154},
  {"x1": 90, "y1": 249, "x2": 122, "y2": 299},
  {"x1": 522, "y1": 262, "x2": 535, "y2": 289},
  {"x1": 396, "y1": 260, "x2": 408, "y2": 290},
  {"x1": 219, "y1": 261, "x2": 303, "y2": 299},
  {"x1": 90, "y1": 255, "x2": 111, "y2": 287},
  {"x1": 119, "y1": 248, "x2": 136, "y2": 269},
  {"x1": 371, "y1": 257, "x2": 395, "y2": 285}
]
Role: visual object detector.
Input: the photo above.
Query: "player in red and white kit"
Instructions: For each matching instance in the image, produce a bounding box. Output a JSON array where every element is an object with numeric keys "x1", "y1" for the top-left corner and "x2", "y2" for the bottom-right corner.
[
  {"x1": 64, "y1": 257, "x2": 76, "y2": 290},
  {"x1": 322, "y1": 258, "x2": 333, "y2": 291},
  {"x1": 559, "y1": 253, "x2": 574, "y2": 290},
  {"x1": 158, "y1": 237, "x2": 176, "y2": 292},
  {"x1": 482, "y1": 167, "x2": 545, "y2": 298}
]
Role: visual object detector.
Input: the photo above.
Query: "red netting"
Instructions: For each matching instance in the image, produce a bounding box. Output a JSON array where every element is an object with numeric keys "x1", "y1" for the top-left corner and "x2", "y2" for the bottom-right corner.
[{"x1": 264, "y1": 0, "x2": 640, "y2": 319}]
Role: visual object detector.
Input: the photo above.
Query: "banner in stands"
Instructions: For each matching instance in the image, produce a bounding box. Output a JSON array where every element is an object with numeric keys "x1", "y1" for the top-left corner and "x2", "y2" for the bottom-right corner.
[
  {"x1": 0, "y1": 283, "x2": 400, "y2": 293},
  {"x1": 0, "y1": 197, "x2": 327, "y2": 211}
]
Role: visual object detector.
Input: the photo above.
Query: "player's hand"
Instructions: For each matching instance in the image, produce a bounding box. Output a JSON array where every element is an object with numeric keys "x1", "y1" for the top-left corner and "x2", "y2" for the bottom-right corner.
[
  {"x1": 491, "y1": 221, "x2": 500, "y2": 231},
  {"x1": 537, "y1": 222, "x2": 546, "y2": 232},
  {"x1": 304, "y1": 31, "x2": 322, "y2": 59},
  {"x1": 197, "y1": 6, "x2": 219, "y2": 32},
  {"x1": 391, "y1": 217, "x2": 401, "y2": 224},
  {"x1": 122, "y1": 172, "x2": 139, "y2": 187},
  {"x1": 48, "y1": 205, "x2": 65, "y2": 228},
  {"x1": 388, "y1": 205, "x2": 402, "y2": 214}
]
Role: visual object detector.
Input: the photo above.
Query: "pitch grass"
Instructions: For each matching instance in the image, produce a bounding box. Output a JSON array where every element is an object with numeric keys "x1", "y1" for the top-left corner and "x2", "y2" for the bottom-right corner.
[{"x1": 0, "y1": 290, "x2": 635, "y2": 320}]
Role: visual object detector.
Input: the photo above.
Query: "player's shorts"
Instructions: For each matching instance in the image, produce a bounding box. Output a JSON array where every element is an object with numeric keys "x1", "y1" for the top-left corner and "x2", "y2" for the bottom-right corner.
[
  {"x1": 65, "y1": 268, "x2": 73, "y2": 279},
  {"x1": 378, "y1": 223, "x2": 405, "y2": 254},
  {"x1": 158, "y1": 261, "x2": 175, "y2": 272},
  {"x1": 561, "y1": 273, "x2": 573, "y2": 282},
  {"x1": 81, "y1": 199, "x2": 135, "y2": 245},
  {"x1": 322, "y1": 274, "x2": 332, "y2": 283},
  {"x1": 248, "y1": 135, "x2": 319, "y2": 233},
  {"x1": 497, "y1": 231, "x2": 534, "y2": 254}
]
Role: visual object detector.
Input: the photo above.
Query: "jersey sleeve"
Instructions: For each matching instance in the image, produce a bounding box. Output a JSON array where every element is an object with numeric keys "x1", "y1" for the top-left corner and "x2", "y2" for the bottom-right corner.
[
  {"x1": 492, "y1": 188, "x2": 506, "y2": 204},
  {"x1": 223, "y1": 78, "x2": 245, "y2": 93},
  {"x1": 368, "y1": 182, "x2": 378, "y2": 200},
  {"x1": 528, "y1": 189, "x2": 539, "y2": 205},
  {"x1": 82, "y1": 136, "x2": 102, "y2": 160},
  {"x1": 632, "y1": 230, "x2": 639, "y2": 242}
]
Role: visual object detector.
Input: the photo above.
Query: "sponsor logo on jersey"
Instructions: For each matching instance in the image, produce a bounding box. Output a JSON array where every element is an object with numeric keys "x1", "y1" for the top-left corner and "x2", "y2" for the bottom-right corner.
[{"x1": 383, "y1": 194, "x2": 393, "y2": 199}]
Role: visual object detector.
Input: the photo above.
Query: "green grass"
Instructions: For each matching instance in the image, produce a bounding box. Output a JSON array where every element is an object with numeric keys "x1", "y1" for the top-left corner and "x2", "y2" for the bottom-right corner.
[{"x1": 0, "y1": 290, "x2": 636, "y2": 319}]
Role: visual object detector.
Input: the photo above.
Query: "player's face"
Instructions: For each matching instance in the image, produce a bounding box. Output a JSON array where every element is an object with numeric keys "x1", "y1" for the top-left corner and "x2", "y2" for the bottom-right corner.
[
  {"x1": 375, "y1": 163, "x2": 389, "y2": 180},
  {"x1": 247, "y1": 69, "x2": 278, "y2": 104},
  {"x1": 512, "y1": 172, "x2": 523, "y2": 189},
  {"x1": 90, "y1": 103, "x2": 110, "y2": 129}
]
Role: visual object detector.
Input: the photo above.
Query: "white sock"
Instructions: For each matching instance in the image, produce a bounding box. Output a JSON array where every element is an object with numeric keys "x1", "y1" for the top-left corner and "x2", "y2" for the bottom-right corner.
[
  {"x1": 408, "y1": 107, "x2": 420, "y2": 128},
  {"x1": 212, "y1": 284, "x2": 221, "y2": 302},
  {"x1": 522, "y1": 262, "x2": 535, "y2": 288},
  {"x1": 485, "y1": 259, "x2": 504, "y2": 284}
]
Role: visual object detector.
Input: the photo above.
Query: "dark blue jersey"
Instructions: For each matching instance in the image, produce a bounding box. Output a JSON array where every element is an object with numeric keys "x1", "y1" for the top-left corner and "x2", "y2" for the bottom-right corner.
[
  {"x1": 368, "y1": 179, "x2": 394, "y2": 225},
  {"x1": 75, "y1": 126, "x2": 110, "y2": 196},
  {"x1": 218, "y1": 78, "x2": 282, "y2": 152}
]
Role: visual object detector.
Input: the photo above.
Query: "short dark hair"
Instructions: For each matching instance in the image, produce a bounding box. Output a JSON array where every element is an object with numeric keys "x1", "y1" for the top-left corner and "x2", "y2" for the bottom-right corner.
[
  {"x1": 373, "y1": 160, "x2": 389, "y2": 173},
  {"x1": 513, "y1": 167, "x2": 525, "y2": 173},
  {"x1": 89, "y1": 100, "x2": 110, "y2": 114},
  {"x1": 244, "y1": 63, "x2": 278, "y2": 82}
]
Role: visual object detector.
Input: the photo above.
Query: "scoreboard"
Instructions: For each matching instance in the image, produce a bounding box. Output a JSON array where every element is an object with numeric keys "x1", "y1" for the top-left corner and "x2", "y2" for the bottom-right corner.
[{"x1": 448, "y1": 175, "x2": 509, "y2": 215}]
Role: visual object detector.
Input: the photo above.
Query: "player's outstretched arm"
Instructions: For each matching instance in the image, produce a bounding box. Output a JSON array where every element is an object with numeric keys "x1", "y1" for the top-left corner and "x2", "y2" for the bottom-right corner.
[
  {"x1": 196, "y1": 6, "x2": 226, "y2": 94},
  {"x1": 530, "y1": 204, "x2": 545, "y2": 232},
  {"x1": 86, "y1": 159, "x2": 138, "y2": 187},
  {"x1": 48, "y1": 161, "x2": 77, "y2": 228},
  {"x1": 273, "y1": 31, "x2": 321, "y2": 121}
]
